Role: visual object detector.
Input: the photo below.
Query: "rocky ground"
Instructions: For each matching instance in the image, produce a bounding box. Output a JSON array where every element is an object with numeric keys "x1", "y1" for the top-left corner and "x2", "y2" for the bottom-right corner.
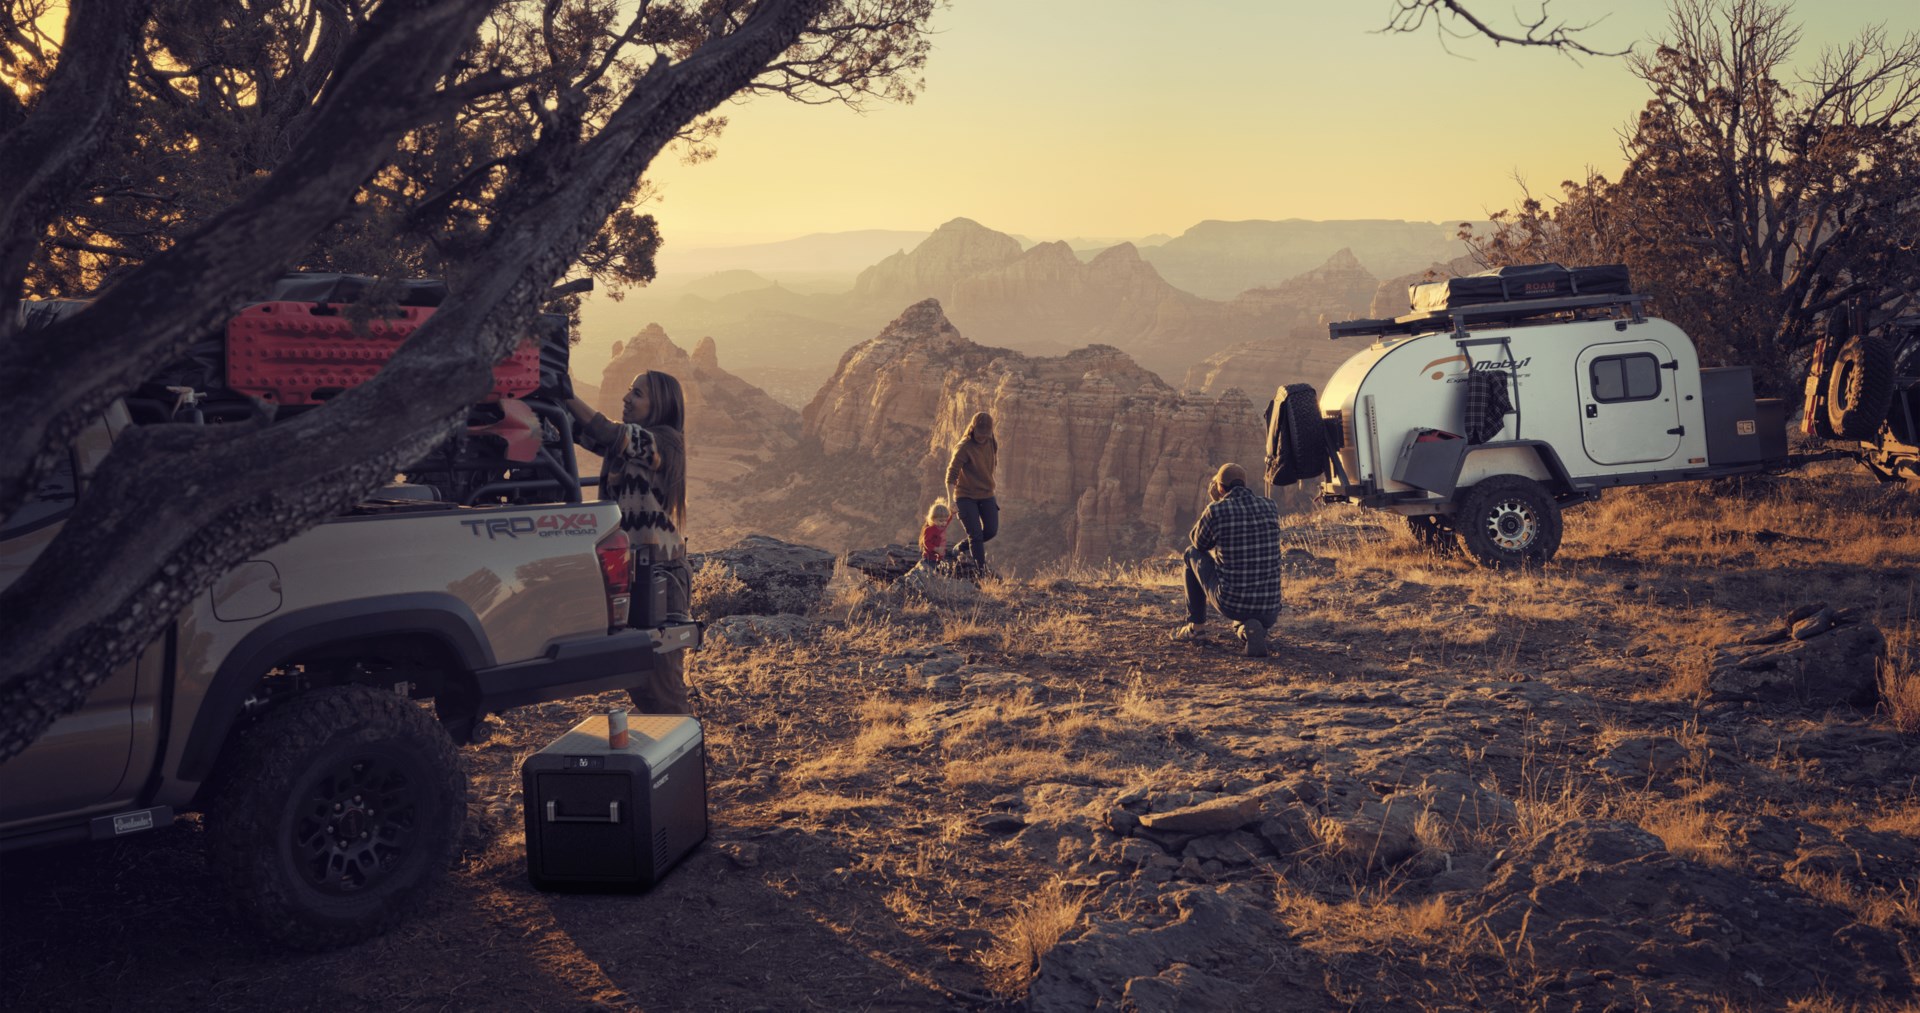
[{"x1": 5, "y1": 466, "x2": 1919, "y2": 1011}]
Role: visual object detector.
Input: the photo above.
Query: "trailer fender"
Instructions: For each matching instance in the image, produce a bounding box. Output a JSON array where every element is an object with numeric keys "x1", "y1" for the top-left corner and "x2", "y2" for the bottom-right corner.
[{"x1": 1457, "y1": 441, "x2": 1573, "y2": 495}]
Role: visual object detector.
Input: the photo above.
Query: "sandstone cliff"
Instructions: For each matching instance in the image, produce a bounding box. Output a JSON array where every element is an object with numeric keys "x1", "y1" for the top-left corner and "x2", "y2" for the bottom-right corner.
[
  {"x1": 595, "y1": 324, "x2": 801, "y2": 548},
  {"x1": 743, "y1": 300, "x2": 1281, "y2": 570}
]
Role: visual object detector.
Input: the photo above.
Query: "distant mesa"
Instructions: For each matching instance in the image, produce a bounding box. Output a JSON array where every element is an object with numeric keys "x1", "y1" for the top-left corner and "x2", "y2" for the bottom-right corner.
[
  {"x1": 852, "y1": 217, "x2": 1024, "y2": 307},
  {"x1": 1141, "y1": 218, "x2": 1470, "y2": 300}
]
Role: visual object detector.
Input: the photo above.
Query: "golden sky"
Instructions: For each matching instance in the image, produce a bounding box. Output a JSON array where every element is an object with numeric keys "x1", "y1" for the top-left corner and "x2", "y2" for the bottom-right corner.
[{"x1": 640, "y1": 0, "x2": 1917, "y2": 247}]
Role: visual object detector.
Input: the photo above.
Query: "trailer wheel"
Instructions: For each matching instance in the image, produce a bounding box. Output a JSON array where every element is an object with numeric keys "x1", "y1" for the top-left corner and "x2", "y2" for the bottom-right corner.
[
  {"x1": 1827, "y1": 335, "x2": 1896, "y2": 440},
  {"x1": 1404, "y1": 515, "x2": 1458, "y2": 557},
  {"x1": 1457, "y1": 476, "x2": 1561, "y2": 570}
]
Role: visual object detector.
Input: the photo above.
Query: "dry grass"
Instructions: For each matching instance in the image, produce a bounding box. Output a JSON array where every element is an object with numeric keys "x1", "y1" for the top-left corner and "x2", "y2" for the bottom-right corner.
[
  {"x1": 1273, "y1": 875, "x2": 1457, "y2": 953},
  {"x1": 981, "y1": 878, "x2": 1087, "y2": 995},
  {"x1": 1878, "y1": 619, "x2": 1920, "y2": 734},
  {"x1": 689, "y1": 558, "x2": 753, "y2": 618},
  {"x1": 1638, "y1": 802, "x2": 1736, "y2": 868},
  {"x1": 944, "y1": 746, "x2": 1101, "y2": 789},
  {"x1": 1783, "y1": 870, "x2": 1920, "y2": 932},
  {"x1": 1116, "y1": 670, "x2": 1167, "y2": 723}
]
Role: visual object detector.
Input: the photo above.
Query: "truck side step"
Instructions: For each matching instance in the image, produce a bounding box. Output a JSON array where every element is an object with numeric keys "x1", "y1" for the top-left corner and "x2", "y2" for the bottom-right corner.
[{"x1": 89, "y1": 806, "x2": 175, "y2": 841}]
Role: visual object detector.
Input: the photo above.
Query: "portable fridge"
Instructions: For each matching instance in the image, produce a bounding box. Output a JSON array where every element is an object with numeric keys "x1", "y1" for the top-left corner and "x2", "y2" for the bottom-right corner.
[{"x1": 521, "y1": 713, "x2": 707, "y2": 891}]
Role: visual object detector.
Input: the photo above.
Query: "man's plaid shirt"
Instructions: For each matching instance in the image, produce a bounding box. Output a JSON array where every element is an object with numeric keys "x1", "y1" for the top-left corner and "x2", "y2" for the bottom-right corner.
[{"x1": 1192, "y1": 485, "x2": 1282, "y2": 617}]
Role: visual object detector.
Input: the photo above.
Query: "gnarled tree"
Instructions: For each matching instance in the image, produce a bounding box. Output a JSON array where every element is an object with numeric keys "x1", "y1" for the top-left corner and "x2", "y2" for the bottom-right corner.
[
  {"x1": 0, "y1": 0, "x2": 935, "y2": 761},
  {"x1": 1466, "y1": 0, "x2": 1920, "y2": 393}
]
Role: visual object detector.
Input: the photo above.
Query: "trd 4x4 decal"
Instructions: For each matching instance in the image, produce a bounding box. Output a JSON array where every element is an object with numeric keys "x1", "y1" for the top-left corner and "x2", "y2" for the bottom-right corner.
[{"x1": 461, "y1": 513, "x2": 600, "y2": 539}]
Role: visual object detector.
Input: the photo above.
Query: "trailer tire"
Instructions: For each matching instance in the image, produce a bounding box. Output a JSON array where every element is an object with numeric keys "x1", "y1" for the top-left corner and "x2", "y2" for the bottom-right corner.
[
  {"x1": 1404, "y1": 515, "x2": 1458, "y2": 557},
  {"x1": 1827, "y1": 335, "x2": 1895, "y2": 440},
  {"x1": 1457, "y1": 476, "x2": 1561, "y2": 570}
]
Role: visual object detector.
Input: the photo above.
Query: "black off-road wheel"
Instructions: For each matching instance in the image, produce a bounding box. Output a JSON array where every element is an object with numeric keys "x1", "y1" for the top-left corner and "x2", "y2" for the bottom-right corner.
[
  {"x1": 1404, "y1": 514, "x2": 1459, "y2": 557},
  {"x1": 1456, "y1": 476, "x2": 1562, "y2": 570},
  {"x1": 1827, "y1": 335, "x2": 1896, "y2": 440},
  {"x1": 204, "y1": 684, "x2": 467, "y2": 950}
]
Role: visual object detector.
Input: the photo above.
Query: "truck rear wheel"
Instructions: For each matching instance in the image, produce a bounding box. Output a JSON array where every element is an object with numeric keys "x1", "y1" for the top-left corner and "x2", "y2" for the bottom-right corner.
[
  {"x1": 204, "y1": 684, "x2": 467, "y2": 950},
  {"x1": 1456, "y1": 476, "x2": 1561, "y2": 570},
  {"x1": 1827, "y1": 335, "x2": 1896, "y2": 440}
]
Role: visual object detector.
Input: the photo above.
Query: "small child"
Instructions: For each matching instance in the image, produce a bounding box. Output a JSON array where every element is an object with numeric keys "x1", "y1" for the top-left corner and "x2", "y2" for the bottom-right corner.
[{"x1": 920, "y1": 500, "x2": 953, "y2": 564}]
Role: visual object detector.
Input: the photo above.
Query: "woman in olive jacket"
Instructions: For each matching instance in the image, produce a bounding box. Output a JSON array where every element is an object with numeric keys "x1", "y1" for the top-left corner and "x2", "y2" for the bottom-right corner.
[{"x1": 944, "y1": 411, "x2": 999, "y2": 568}]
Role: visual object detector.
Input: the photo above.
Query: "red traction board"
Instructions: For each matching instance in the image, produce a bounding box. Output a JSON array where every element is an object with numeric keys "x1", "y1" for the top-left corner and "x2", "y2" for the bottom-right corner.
[{"x1": 226, "y1": 301, "x2": 540, "y2": 405}]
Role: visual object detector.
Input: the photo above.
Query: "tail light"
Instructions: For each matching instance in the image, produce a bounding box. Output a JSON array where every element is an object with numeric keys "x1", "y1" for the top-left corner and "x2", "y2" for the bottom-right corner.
[{"x1": 595, "y1": 529, "x2": 633, "y2": 632}]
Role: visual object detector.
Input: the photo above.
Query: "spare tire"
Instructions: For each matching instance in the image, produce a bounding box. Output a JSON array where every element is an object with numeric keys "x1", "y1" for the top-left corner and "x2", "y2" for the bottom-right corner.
[
  {"x1": 1827, "y1": 335, "x2": 1895, "y2": 440},
  {"x1": 1266, "y1": 383, "x2": 1328, "y2": 487}
]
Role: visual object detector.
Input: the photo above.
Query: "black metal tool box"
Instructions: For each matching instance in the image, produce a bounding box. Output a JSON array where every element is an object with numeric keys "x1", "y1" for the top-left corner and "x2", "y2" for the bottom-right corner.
[{"x1": 521, "y1": 713, "x2": 707, "y2": 891}]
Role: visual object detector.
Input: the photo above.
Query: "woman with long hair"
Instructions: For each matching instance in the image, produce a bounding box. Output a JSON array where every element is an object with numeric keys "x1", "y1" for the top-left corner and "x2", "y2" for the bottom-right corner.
[
  {"x1": 944, "y1": 411, "x2": 999, "y2": 570},
  {"x1": 566, "y1": 370, "x2": 693, "y2": 714}
]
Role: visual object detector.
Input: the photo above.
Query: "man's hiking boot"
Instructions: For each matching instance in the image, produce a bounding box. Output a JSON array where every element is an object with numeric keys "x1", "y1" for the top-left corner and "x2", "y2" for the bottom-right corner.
[
  {"x1": 1236, "y1": 620, "x2": 1268, "y2": 657},
  {"x1": 1169, "y1": 622, "x2": 1206, "y2": 643}
]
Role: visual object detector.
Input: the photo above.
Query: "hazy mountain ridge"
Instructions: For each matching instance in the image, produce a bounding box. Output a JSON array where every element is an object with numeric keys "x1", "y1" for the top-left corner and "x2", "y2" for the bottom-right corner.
[{"x1": 579, "y1": 217, "x2": 1476, "y2": 405}]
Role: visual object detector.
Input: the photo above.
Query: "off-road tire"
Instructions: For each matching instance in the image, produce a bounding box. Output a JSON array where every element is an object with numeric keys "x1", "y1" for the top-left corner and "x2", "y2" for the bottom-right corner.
[
  {"x1": 1827, "y1": 335, "x2": 1896, "y2": 440},
  {"x1": 1404, "y1": 514, "x2": 1459, "y2": 557},
  {"x1": 204, "y1": 684, "x2": 467, "y2": 950},
  {"x1": 1267, "y1": 383, "x2": 1328, "y2": 487},
  {"x1": 1456, "y1": 475, "x2": 1562, "y2": 570}
]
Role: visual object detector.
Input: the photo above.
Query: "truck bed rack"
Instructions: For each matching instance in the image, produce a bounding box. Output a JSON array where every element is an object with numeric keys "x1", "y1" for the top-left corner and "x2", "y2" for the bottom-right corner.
[{"x1": 1329, "y1": 293, "x2": 1648, "y2": 342}]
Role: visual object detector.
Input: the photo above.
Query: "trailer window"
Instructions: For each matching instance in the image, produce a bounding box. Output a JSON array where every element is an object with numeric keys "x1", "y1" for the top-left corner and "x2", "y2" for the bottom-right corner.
[{"x1": 1590, "y1": 354, "x2": 1661, "y2": 403}]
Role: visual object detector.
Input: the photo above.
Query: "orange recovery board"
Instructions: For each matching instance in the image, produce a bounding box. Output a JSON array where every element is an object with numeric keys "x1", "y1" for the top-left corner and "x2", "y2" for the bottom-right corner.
[{"x1": 226, "y1": 301, "x2": 540, "y2": 405}]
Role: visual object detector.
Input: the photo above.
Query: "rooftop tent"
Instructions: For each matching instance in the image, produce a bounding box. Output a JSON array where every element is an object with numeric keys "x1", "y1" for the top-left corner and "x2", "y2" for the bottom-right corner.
[
  {"x1": 263, "y1": 272, "x2": 448, "y2": 307},
  {"x1": 1409, "y1": 263, "x2": 1630, "y2": 314}
]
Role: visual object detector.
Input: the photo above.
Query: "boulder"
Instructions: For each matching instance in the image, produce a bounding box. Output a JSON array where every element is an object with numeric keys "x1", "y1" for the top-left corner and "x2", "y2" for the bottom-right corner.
[
  {"x1": 1028, "y1": 885, "x2": 1313, "y2": 1012},
  {"x1": 1589, "y1": 735, "x2": 1692, "y2": 780},
  {"x1": 1138, "y1": 795, "x2": 1263, "y2": 835},
  {"x1": 842, "y1": 544, "x2": 920, "y2": 583},
  {"x1": 1467, "y1": 820, "x2": 1909, "y2": 1002},
  {"x1": 690, "y1": 535, "x2": 836, "y2": 615},
  {"x1": 1709, "y1": 618, "x2": 1885, "y2": 706}
]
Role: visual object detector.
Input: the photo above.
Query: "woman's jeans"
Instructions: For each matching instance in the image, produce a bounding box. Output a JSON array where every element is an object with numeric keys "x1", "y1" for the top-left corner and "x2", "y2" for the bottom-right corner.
[
  {"x1": 954, "y1": 496, "x2": 999, "y2": 566},
  {"x1": 628, "y1": 558, "x2": 692, "y2": 715}
]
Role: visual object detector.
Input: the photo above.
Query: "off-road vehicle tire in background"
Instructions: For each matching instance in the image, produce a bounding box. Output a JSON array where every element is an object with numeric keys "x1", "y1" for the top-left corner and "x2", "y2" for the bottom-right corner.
[
  {"x1": 1404, "y1": 514, "x2": 1459, "y2": 557},
  {"x1": 1456, "y1": 475, "x2": 1562, "y2": 569},
  {"x1": 204, "y1": 684, "x2": 467, "y2": 950},
  {"x1": 1827, "y1": 335, "x2": 1896, "y2": 440}
]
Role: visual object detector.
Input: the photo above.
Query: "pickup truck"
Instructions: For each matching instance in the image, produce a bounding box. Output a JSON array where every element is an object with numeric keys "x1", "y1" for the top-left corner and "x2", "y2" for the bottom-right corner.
[{"x1": 0, "y1": 283, "x2": 700, "y2": 949}]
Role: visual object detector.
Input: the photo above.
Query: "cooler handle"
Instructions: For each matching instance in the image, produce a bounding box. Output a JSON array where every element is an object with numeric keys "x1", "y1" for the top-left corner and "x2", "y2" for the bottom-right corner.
[{"x1": 545, "y1": 800, "x2": 621, "y2": 824}]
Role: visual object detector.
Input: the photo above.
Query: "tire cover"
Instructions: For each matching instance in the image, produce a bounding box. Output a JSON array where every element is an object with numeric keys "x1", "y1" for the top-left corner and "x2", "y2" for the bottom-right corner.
[{"x1": 1827, "y1": 335, "x2": 1895, "y2": 440}]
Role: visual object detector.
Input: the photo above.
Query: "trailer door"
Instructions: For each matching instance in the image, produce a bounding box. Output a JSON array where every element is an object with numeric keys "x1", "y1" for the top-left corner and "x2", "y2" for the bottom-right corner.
[{"x1": 1576, "y1": 341, "x2": 1683, "y2": 466}]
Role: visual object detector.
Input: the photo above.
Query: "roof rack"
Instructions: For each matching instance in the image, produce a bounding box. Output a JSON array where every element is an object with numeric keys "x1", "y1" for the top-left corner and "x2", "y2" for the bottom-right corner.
[{"x1": 1329, "y1": 293, "x2": 1648, "y2": 342}]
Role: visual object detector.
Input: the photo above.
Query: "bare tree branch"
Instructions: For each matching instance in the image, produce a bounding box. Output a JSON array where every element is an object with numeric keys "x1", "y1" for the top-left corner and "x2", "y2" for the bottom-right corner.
[{"x1": 1381, "y1": 0, "x2": 1629, "y2": 58}]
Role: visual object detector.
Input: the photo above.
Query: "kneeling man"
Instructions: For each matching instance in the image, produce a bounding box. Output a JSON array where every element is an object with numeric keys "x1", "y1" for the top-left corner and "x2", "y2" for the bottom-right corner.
[{"x1": 1171, "y1": 463, "x2": 1282, "y2": 657}]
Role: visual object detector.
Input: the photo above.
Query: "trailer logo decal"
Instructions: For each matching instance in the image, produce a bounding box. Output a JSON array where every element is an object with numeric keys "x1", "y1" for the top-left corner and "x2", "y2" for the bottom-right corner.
[
  {"x1": 1421, "y1": 355, "x2": 1535, "y2": 382},
  {"x1": 1422, "y1": 355, "x2": 1468, "y2": 380}
]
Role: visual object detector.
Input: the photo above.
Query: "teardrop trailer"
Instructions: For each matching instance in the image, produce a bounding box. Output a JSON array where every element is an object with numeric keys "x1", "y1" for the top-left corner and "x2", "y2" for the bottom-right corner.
[{"x1": 1262, "y1": 263, "x2": 1899, "y2": 569}]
